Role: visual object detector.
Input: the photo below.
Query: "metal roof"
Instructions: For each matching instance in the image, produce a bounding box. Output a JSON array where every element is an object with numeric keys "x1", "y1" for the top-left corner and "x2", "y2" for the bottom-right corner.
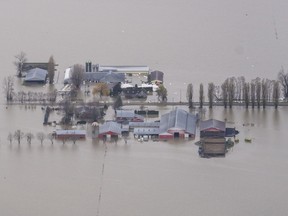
[
  {"x1": 99, "y1": 121, "x2": 122, "y2": 135},
  {"x1": 159, "y1": 108, "x2": 197, "y2": 135},
  {"x1": 84, "y1": 71, "x2": 125, "y2": 83},
  {"x1": 134, "y1": 128, "x2": 160, "y2": 135},
  {"x1": 200, "y1": 119, "x2": 226, "y2": 131},
  {"x1": 55, "y1": 130, "x2": 86, "y2": 136},
  {"x1": 129, "y1": 121, "x2": 160, "y2": 128},
  {"x1": 24, "y1": 68, "x2": 48, "y2": 82}
]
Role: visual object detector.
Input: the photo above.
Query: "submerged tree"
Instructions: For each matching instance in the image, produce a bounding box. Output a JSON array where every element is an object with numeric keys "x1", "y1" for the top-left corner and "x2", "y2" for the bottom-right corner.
[
  {"x1": 7, "y1": 133, "x2": 13, "y2": 144},
  {"x1": 14, "y1": 130, "x2": 24, "y2": 144},
  {"x1": 3, "y1": 76, "x2": 14, "y2": 101},
  {"x1": 47, "y1": 133, "x2": 54, "y2": 144},
  {"x1": 37, "y1": 132, "x2": 46, "y2": 145},
  {"x1": 14, "y1": 51, "x2": 27, "y2": 77},
  {"x1": 278, "y1": 68, "x2": 288, "y2": 99},
  {"x1": 25, "y1": 132, "x2": 34, "y2": 144},
  {"x1": 47, "y1": 56, "x2": 55, "y2": 84},
  {"x1": 221, "y1": 79, "x2": 229, "y2": 108},
  {"x1": 70, "y1": 64, "x2": 84, "y2": 89},
  {"x1": 199, "y1": 83, "x2": 204, "y2": 109},
  {"x1": 207, "y1": 82, "x2": 215, "y2": 109},
  {"x1": 113, "y1": 95, "x2": 123, "y2": 110},
  {"x1": 255, "y1": 78, "x2": 261, "y2": 108},
  {"x1": 262, "y1": 79, "x2": 269, "y2": 109},
  {"x1": 250, "y1": 82, "x2": 256, "y2": 109},
  {"x1": 243, "y1": 82, "x2": 250, "y2": 109},
  {"x1": 228, "y1": 77, "x2": 236, "y2": 108},
  {"x1": 273, "y1": 80, "x2": 280, "y2": 109},
  {"x1": 186, "y1": 83, "x2": 193, "y2": 108},
  {"x1": 156, "y1": 84, "x2": 167, "y2": 102}
]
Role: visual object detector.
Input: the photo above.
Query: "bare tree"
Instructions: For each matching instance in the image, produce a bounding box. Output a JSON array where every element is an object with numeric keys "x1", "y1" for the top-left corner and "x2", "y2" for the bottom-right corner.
[
  {"x1": 7, "y1": 133, "x2": 13, "y2": 144},
  {"x1": 262, "y1": 79, "x2": 269, "y2": 109},
  {"x1": 25, "y1": 132, "x2": 34, "y2": 144},
  {"x1": 37, "y1": 132, "x2": 46, "y2": 144},
  {"x1": 207, "y1": 82, "x2": 215, "y2": 109},
  {"x1": 113, "y1": 95, "x2": 123, "y2": 110},
  {"x1": 14, "y1": 130, "x2": 24, "y2": 144},
  {"x1": 278, "y1": 68, "x2": 288, "y2": 99},
  {"x1": 47, "y1": 56, "x2": 55, "y2": 84},
  {"x1": 244, "y1": 82, "x2": 250, "y2": 109},
  {"x1": 47, "y1": 133, "x2": 54, "y2": 144},
  {"x1": 228, "y1": 77, "x2": 236, "y2": 108},
  {"x1": 60, "y1": 99, "x2": 75, "y2": 125},
  {"x1": 186, "y1": 83, "x2": 193, "y2": 108},
  {"x1": 199, "y1": 83, "x2": 204, "y2": 109},
  {"x1": 221, "y1": 79, "x2": 229, "y2": 108},
  {"x1": 92, "y1": 83, "x2": 110, "y2": 98},
  {"x1": 3, "y1": 76, "x2": 14, "y2": 101},
  {"x1": 250, "y1": 82, "x2": 256, "y2": 109},
  {"x1": 255, "y1": 78, "x2": 261, "y2": 108},
  {"x1": 14, "y1": 51, "x2": 27, "y2": 77},
  {"x1": 273, "y1": 80, "x2": 280, "y2": 109},
  {"x1": 70, "y1": 64, "x2": 84, "y2": 89}
]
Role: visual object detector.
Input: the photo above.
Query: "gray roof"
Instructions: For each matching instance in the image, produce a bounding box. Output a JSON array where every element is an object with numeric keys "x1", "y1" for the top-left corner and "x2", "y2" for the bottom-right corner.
[
  {"x1": 129, "y1": 121, "x2": 160, "y2": 128},
  {"x1": 159, "y1": 108, "x2": 197, "y2": 135},
  {"x1": 55, "y1": 130, "x2": 86, "y2": 136},
  {"x1": 200, "y1": 119, "x2": 226, "y2": 131},
  {"x1": 84, "y1": 71, "x2": 125, "y2": 83},
  {"x1": 115, "y1": 110, "x2": 144, "y2": 121},
  {"x1": 99, "y1": 121, "x2": 122, "y2": 135},
  {"x1": 134, "y1": 128, "x2": 160, "y2": 135},
  {"x1": 24, "y1": 68, "x2": 48, "y2": 82}
]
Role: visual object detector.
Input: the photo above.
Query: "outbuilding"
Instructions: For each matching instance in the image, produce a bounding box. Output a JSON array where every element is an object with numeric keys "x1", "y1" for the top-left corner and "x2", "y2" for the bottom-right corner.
[
  {"x1": 98, "y1": 121, "x2": 122, "y2": 139},
  {"x1": 158, "y1": 108, "x2": 197, "y2": 139}
]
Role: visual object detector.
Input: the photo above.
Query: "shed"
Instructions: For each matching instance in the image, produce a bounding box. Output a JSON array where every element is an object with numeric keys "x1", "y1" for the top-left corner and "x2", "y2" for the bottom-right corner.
[
  {"x1": 98, "y1": 121, "x2": 122, "y2": 139},
  {"x1": 159, "y1": 108, "x2": 197, "y2": 139},
  {"x1": 84, "y1": 71, "x2": 125, "y2": 83},
  {"x1": 54, "y1": 130, "x2": 86, "y2": 139},
  {"x1": 115, "y1": 110, "x2": 144, "y2": 123},
  {"x1": 24, "y1": 68, "x2": 48, "y2": 83}
]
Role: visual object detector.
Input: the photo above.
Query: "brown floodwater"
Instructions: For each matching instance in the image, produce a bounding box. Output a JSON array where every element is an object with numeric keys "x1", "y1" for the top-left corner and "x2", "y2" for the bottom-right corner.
[{"x1": 1, "y1": 0, "x2": 288, "y2": 215}]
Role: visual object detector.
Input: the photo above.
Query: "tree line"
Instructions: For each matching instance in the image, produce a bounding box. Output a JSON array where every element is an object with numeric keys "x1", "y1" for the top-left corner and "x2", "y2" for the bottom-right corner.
[{"x1": 186, "y1": 71, "x2": 288, "y2": 109}]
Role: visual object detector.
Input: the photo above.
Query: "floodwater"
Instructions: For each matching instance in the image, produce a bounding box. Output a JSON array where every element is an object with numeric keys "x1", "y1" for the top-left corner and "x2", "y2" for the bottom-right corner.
[{"x1": 1, "y1": 0, "x2": 288, "y2": 215}]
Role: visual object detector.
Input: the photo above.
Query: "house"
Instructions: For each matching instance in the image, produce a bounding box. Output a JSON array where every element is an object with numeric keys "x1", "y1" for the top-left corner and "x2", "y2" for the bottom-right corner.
[
  {"x1": 158, "y1": 108, "x2": 197, "y2": 139},
  {"x1": 24, "y1": 68, "x2": 48, "y2": 83},
  {"x1": 199, "y1": 119, "x2": 226, "y2": 156},
  {"x1": 98, "y1": 121, "x2": 122, "y2": 139},
  {"x1": 84, "y1": 71, "x2": 125, "y2": 83},
  {"x1": 54, "y1": 129, "x2": 86, "y2": 139},
  {"x1": 115, "y1": 110, "x2": 144, "y2": 123}
]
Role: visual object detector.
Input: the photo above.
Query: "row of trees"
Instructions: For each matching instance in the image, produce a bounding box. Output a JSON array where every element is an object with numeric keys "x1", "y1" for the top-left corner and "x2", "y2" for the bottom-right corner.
[
  {"x1": 186, "y1": 72, "x2": 288, "y2": 109},
  {"x1": 7, "y1": 130, "x2": 54, "y2": 145}
]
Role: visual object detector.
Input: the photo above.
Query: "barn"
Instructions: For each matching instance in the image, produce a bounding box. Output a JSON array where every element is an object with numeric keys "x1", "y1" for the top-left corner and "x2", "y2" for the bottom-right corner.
[
  {"x1": 98, "y1": 121, "x2": 122, "y2": 139},
  {"x1": 158, "y1": 108, "x2": 197, "y2": 139}
]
